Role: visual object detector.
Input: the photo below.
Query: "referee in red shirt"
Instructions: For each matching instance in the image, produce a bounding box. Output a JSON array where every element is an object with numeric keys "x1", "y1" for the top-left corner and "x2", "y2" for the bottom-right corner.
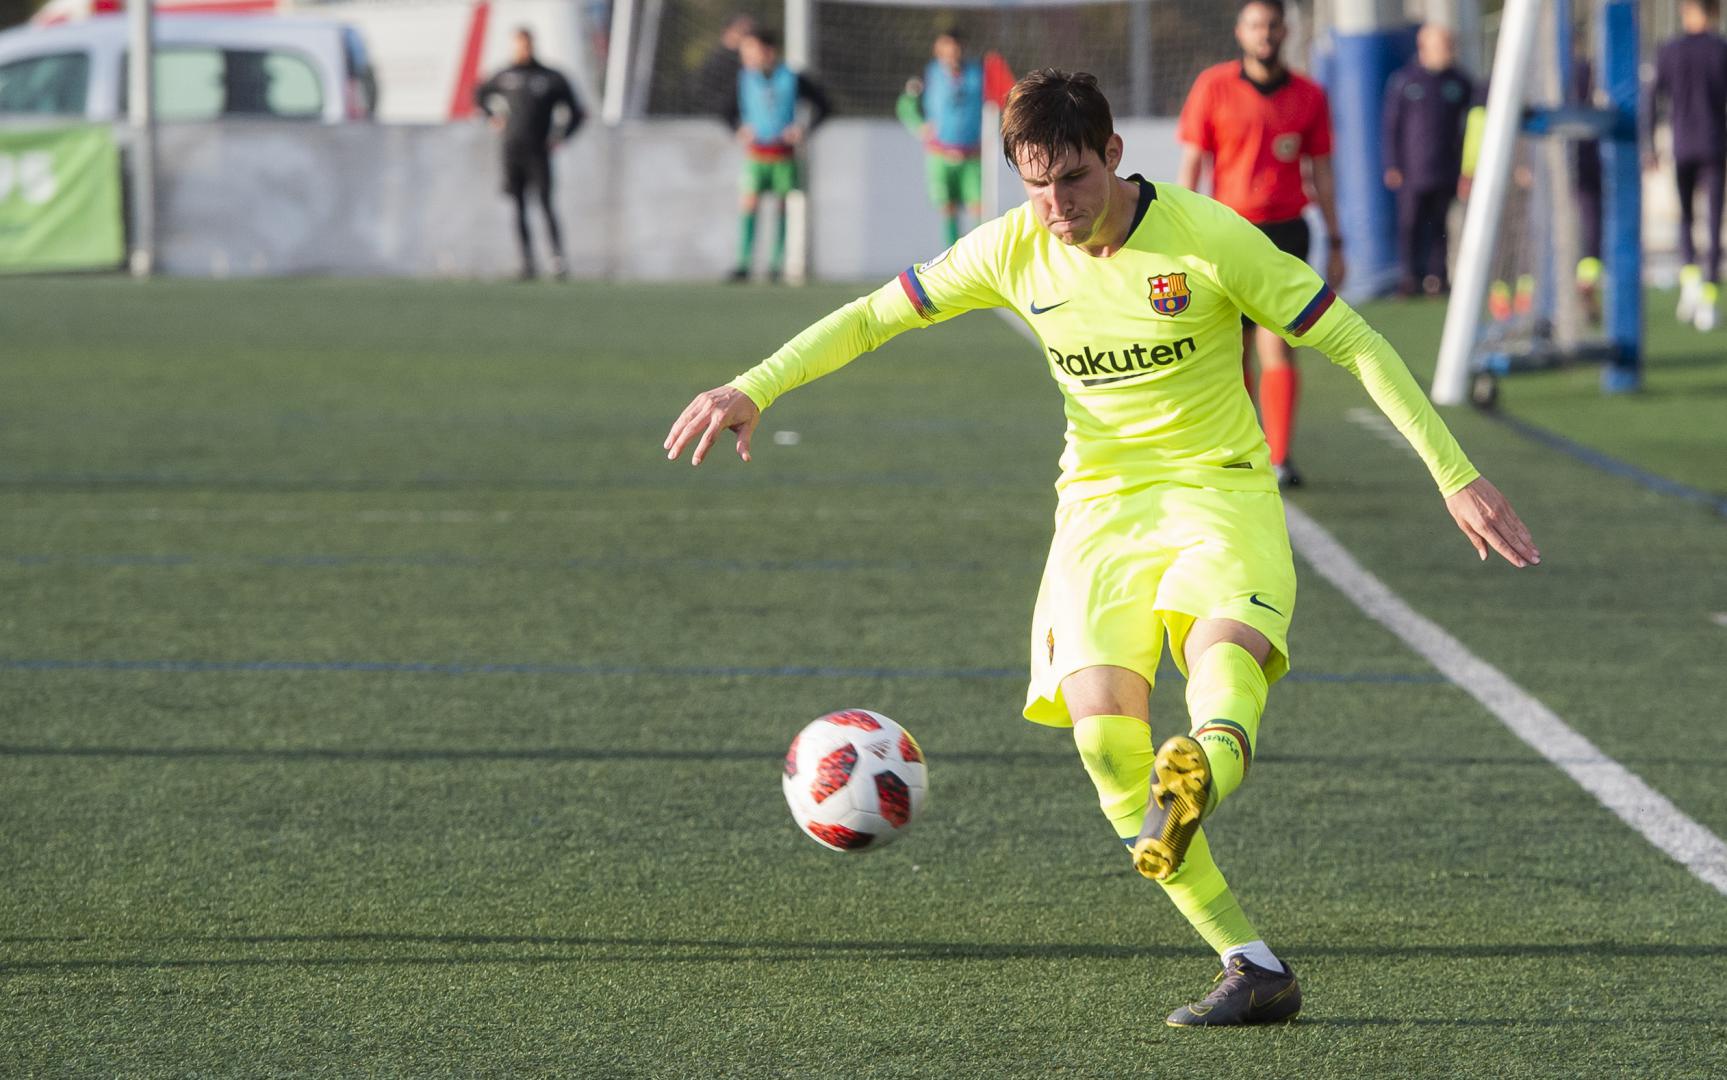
[{"x1": 1177, "y1": 0, "x2": 1345, "y2": 489}]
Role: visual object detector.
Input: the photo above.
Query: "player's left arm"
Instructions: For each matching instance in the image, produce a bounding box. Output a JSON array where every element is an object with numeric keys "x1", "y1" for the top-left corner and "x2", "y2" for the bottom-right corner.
[
  {"x1": 1213, "y1": 208, "x2": 1539, "y2": 567},
  {"x1": 554, "y1": 73, "x2": 584, "y2": 142},
  {"x1": 791, "y1": 74, "x2": 832, "y2": 142},
  {"x1": 1306, "y1": 156, "x2": 1345, "y2": 285},
  {"x1": 1302, "y1": 300, "x2": 1537, "y2": 566},
  {"x1": 1303, "y1": 88, "x2": 1346, "y2": 285}
]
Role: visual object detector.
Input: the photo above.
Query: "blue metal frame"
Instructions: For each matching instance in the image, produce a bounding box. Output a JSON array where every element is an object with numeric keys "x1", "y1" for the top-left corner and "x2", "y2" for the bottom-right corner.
[
  {"x1": 1512, "y1": 0, "x2": 1643, "y2": 393},
  {"x1": 1598, "y1": 0, "x2": 1643, "y2": 392}
]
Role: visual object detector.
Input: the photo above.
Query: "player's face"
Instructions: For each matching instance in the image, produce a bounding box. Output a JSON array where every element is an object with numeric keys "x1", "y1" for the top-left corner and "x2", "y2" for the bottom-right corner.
[
  {"x1": 1235, "y1": 3, "x2": 1285, "y2": 64},
  {"x1": 1417, "y1": 26, "x2": 1455, "y2": 70},
  {"x1": 933, "y1": 35, "x2": 963, "y2": 70},
  {"x1": 511, "y1": 32, "x2": 534, "y2": 66},
  {"x1": 740, "y1": 37, "x2": 775, "y2": 71},
  {"x1": 1015, "y1": 136, "x2": 1124, "y2": 246}
]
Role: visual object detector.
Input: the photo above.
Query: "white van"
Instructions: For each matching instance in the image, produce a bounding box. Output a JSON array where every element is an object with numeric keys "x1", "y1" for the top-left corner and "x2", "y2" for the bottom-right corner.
[{"x1": 0, "y1": 14, "x2": 377, "y2": 123}]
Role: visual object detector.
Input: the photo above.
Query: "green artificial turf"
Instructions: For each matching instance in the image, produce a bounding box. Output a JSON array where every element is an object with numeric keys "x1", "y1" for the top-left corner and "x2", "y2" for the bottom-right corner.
[{"x1": 1, "y1": 278, "x2": 1723, "y2": 1077}]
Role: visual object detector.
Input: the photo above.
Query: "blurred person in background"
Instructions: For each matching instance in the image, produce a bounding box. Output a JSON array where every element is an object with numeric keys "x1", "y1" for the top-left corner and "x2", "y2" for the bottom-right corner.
[
  {"x1": 897, "y1": 27, "x2": 986, "y2": 247},
  {"x1": 1571, "y1": 52, "x2": 1605, "y2": 323},
  {"x1": 693, "y1": 13, "x2": 758, "y2": 120},
  {"x1": 475, "y1": 28, "x2": 584, "y2": 281},
  {"x1": 725, "y1": 28, "x2": 830, "y2": 282},
  {"x1": 1649, "y1": 0, "x2": 1727, "y2": 331},
  {"x1": 1177, "y1": 0, "x2": 1342, "y2": 490},
  {"x1": 1381, "y1": 24, "x2": 1473, "y2": 297}
]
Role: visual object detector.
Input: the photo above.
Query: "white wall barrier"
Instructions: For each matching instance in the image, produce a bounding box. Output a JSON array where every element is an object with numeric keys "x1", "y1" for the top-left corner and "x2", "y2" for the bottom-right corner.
[{"x1": 150, "y1": 117, "x2": 1185, "y2": 281}]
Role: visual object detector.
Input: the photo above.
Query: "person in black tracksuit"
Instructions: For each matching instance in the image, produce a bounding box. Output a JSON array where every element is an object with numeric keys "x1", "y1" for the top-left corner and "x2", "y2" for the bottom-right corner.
[
  {"x1": 1650, "y1": 0, "x2": 1727, "y2": 328},
  {"x1": 475, "y1": 28, "x2": 584, "y2": 279},
  {"x1": 1381, "y1": 24, "x2": 1473, "y2": 296}
]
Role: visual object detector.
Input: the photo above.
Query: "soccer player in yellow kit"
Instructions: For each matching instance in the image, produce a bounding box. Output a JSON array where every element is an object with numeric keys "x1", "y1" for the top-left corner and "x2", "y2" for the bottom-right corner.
[{"x1": 665, "y1": 69, "x2": 1540, "y2": 1026}]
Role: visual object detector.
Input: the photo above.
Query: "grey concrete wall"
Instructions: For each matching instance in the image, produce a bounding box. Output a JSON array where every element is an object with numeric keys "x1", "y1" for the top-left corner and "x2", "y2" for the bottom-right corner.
[{"x1": 151, "y1": 116, "x2": 1186, "y2": 282}]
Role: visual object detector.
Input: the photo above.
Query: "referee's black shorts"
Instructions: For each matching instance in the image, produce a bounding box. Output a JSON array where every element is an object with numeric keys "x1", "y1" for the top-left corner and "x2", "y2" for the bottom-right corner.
[
  {"x1": 503, "y1": 151, "x2": 552, "y2": 198},
  {"x1": 1242, "y1": 216, "x2": 1312, "y2": 329}
]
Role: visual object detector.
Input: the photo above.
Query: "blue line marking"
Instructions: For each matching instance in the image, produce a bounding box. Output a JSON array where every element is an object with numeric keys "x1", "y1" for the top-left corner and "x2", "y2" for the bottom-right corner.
[
  {"x1": 0, "y1": 553, "x2": 1015, "y2": 574},
  {"x1": 0, "y1": 656, "x2": 1447, "y2": 684},
  {"x1": 1490, "y1": 412, "x2": 1727, "y2": 518}
]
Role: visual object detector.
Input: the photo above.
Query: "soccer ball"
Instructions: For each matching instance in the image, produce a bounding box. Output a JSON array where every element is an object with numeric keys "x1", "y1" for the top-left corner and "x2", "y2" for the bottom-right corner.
[{"x1": 782, "y1": 709, "x2": 927, "y2": 852}]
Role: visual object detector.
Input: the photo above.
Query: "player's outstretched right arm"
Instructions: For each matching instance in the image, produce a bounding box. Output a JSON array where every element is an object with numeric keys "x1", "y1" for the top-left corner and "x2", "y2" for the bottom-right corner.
[
  {"x1": 662, "y1": 286, "x2": 926, "y2": 467},
  {"x1": 665, "y1": 225, "x2": 1009, "y2": 467}
]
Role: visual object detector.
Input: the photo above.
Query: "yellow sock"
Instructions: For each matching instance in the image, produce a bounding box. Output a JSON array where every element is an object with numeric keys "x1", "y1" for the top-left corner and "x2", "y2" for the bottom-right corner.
[
  {"x1": 1072, "y1": 713, "x2": 1263, "y2": 956},
  {"x1": 1186, "y1": 642, "x2": 1268, "y2": 811},
  {"x1": 1158, "y1": 826, "x2": 1261, "y2": 954},
  {"x1": 1072, "y1": 713, "x2": 1154, "y2": 840}
]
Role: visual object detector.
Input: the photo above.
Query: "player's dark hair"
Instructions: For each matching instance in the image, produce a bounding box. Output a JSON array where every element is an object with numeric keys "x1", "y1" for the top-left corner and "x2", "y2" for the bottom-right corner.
[
  {"x1": 1239, "y1": 0, "x2": 1285, "y2": 18},
  {"x1": 747, "y1": 27, "x2": 781, "y2": 50},
  {"x1": 514, "y1": 25, "x2": 535, "y2": 43},
  {"x1": 1000, "y1": 69, "x2": 1114, "y2": 173},
  {"x1": 1683, "y1": 0, "x2": 1720, "y2": 16},
  {"x1": 936, "y1": 25, "x2": 965, "y2": 43}
]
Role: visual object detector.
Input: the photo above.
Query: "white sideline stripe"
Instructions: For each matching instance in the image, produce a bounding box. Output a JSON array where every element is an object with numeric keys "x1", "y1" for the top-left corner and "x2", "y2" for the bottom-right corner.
[
  {"x1": 1285, "y1": 503, "x2": 1727, "y2": 896},
  {"x1": 1345, "y1": 407, "x2": 1418, "y2": 459}
]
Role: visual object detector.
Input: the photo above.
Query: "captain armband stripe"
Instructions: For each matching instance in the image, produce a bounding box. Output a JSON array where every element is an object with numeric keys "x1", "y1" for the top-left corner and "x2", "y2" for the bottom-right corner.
[
  {"x1": 1284, "y1": 284, "x2": 1337, "y2": 338},
  {"x1": 897, "y1": 267, "x2": 941, "y2": 321}
]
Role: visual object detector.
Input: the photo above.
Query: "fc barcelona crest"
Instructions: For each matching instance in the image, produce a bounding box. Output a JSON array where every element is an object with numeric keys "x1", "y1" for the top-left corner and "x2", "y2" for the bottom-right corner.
[{"x1": 1149, "y1": 273, "x2": 1191, "y2": 317}]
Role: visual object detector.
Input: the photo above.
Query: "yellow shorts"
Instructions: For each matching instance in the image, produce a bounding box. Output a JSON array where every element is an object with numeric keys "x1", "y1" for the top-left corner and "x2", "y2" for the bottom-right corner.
[{"x1": 1023, "y1": 482, "x2": 1296, "y2": 727}]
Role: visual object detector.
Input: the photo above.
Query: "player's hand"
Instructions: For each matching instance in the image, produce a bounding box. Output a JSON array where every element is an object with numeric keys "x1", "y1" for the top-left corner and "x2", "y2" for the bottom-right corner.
[
  {"x1": 1444, "y1": 476, "x2": 1540, "y2": 567},
  {"x1": 664, "y1": 386, "x2": 761, "y2": 466},
  {"x1": 1326, "y1": 249, "x2": 1347, "y2": 290},
  {"x1": 546, "y1": 138, "x2": 563, "y2": 153},
  {"x1": 489, "y1": 116, "x2": 505, "y2": 132},
  {"x1": 1384, "y1": 167, "x2": 1403, "y2": 190},
  {"x1": 1457, "y1": 175, "x2": 1472, "y2": 199},
  {"x1": 905, "y1": 77, "x2": 923, "y2": 96},
  {"x1": 783, "y1": 124, "x2": 805, "y2": 146},
  {"x1": 736, "y1": 124, "x2": 756, "y2": 145}
]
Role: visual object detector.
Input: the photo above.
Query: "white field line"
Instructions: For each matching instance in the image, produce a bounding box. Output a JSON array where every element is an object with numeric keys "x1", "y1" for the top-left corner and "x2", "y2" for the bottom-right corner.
[
  {"x1": 1345, "y1": 407, "x2": 1419, "y2": 458},
  {"x1": 1285, "y1": 503, "x2": 1727, "y2": 896}
]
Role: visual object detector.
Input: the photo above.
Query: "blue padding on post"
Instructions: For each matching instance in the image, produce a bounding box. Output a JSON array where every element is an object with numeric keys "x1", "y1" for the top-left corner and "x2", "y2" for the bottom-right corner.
[
  {"x1": 1599, "y1": 0, "x2": 1642, "y2": 392},
  {"x1": 1322, "y1": 26, "x2": 1417, "y2": 299}
]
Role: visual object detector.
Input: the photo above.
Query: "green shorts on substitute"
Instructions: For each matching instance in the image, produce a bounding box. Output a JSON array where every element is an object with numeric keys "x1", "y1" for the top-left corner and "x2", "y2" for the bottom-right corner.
[
  {"x1": 742, "y1": 158, "x2": 801, "y2": 196},
  {"x1": 926, "y1": 154, "x2": 983, "y2": 208},
  {"x1": 1023, "y1": 482, "x2": 1296, "y2": 727}
]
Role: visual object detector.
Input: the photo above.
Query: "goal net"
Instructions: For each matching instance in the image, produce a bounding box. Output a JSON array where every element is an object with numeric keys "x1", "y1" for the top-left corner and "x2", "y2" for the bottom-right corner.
[{"x1": 639, "y1": 0, "x2": 1239, "y2": 121}]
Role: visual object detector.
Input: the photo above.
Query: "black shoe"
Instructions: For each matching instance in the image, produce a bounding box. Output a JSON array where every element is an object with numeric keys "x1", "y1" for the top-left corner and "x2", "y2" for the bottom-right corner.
[
  {"x1": 727, "y1": 267, "x2": 750, "y2": 283},
  {"x1": 767, "y1": 266, "x2": 783, "y2": 284},
  {"x1": 517, "y1": 263, "x2": 537, "y2": 282},
  {"x1": 1273, "y1": 462, "x2": 1303, "y2": 490},
  {"x1": 1166, "y1": 956, "x2": 1302, "y2": 1027},
  {"x1": 550, "y1": 257, "x2": 568, "y2": 281}
]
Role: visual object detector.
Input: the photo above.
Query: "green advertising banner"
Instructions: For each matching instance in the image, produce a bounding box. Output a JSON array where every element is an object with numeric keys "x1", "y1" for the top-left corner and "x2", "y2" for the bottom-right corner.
[{"x1": 0, "y1": 125, "x2": 124, "y2": 274}]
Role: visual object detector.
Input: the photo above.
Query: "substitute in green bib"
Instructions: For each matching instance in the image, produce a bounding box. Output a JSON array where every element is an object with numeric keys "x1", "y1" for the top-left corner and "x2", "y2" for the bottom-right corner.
[{"x1": 666, "y1": 68, "x2": 1540, "y2": 1027}]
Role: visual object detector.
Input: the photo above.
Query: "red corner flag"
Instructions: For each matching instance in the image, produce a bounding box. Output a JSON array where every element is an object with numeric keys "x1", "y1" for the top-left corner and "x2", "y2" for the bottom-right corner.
[{"x1": 983, "y1": 51, "x2": 1015, "y2": 108}]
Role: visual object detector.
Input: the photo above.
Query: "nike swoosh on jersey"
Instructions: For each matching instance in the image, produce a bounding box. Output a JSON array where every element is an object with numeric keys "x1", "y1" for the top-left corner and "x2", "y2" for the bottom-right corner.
[
  {"x1": 1028, "y1": 299, "x2": 1070, "y2": 315},
  {"x1": 1249, "y1": 593, "x2": 1285, "y2": 616}
]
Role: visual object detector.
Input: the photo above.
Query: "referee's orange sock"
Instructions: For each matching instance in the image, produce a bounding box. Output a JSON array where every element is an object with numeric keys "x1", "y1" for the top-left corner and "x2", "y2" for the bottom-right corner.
[{"x1": 1260, "y1": 364, "x2": 1298, "y2": 465}]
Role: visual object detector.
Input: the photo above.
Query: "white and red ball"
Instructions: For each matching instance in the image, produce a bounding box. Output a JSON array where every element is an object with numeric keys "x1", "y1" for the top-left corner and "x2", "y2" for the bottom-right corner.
[{"x1": 782, "y1": 709, "x2": 927, "y2": 852}]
